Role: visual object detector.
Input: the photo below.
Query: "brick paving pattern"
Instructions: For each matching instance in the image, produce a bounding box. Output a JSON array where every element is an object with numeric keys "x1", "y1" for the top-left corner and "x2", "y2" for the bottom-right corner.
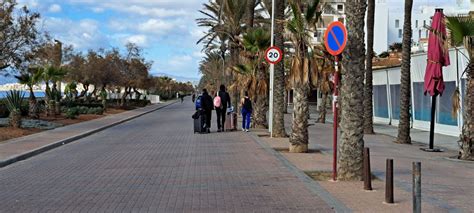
[{"x1": 0, "y1": 101, "x2": 334, "y2": 212}]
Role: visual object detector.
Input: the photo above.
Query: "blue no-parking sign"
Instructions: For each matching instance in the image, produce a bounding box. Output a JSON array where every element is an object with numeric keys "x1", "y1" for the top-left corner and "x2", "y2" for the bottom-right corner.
[{"x1": 324, "y1": 21, "x2": 347, "y2": 56}]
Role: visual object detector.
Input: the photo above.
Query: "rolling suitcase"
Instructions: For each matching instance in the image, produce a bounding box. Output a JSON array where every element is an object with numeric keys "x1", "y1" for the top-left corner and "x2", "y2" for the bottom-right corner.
[
  {"x1": 224, "y1": 112, "x2": 237, "y2": 131},
  {"x1": 193, "y1": 110, "x2": 207, "y2": 134}
]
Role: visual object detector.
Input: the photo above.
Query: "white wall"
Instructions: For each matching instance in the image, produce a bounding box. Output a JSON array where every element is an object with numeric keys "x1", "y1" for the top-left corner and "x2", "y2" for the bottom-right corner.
[
  {"x1": 371, "y1": 48, "x2": 468, "y2": 137},
  {"x1": 386, "y1": 11, "x2": 431, "y2": 48},
  {"x1": 372, "y1": 1, "x2": 389, "y2": 54}
]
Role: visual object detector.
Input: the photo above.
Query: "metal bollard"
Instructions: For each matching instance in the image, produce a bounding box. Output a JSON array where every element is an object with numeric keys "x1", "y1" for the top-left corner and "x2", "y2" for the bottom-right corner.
[
  {"x1": 413, "y1": 162, "x2": 421, "y2": 213},
  {"x1": 385, "y1": 159, "x2": 394, "y2": 204},
  {"x1": 363, "y1": 147, "x2": 373, "y2": 190}
]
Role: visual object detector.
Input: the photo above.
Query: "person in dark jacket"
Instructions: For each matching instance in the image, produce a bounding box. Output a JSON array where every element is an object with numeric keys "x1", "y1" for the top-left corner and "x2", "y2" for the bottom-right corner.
[
  {"x1": 216, "y1": 85, "x2": 231, "y2": 132},
  {"x1": 241, "y1": 91, "x2": 252, "y2": 132},
  {"x1": 200, "y1": 89, "x2": 213, "y2": 133}
]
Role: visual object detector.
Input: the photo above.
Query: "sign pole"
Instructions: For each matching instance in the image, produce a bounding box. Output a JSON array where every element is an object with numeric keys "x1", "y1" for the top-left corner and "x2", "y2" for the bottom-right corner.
[
  {"x1": 323, "y1": 21, "x2": 347, "y2": 182},
  {"x1": 333, "y1": 55, "x2": 339, "y2": 181},
  {"x1": 269, "y1": 0, "x2": 275, "y2": 136}
]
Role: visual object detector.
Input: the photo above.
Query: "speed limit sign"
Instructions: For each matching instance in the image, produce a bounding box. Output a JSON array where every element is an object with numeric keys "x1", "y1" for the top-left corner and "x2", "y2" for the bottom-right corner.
[{"x1": 265, "y1": 46, "x2": 283, "y2": 64}]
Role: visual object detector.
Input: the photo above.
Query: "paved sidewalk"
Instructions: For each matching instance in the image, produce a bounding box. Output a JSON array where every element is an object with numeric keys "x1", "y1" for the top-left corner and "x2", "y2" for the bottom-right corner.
[
  {"x1": 0, "y1": 100, "x2": 342, "y2": 212},
  {"x1": 0, "y1": 101, "x2": 176, "y2": 168},
  {"x1": 274, "y1": 112, "x2": 474, "y2": 212},
  {"x1": 310, "y1": 111, "x2": 459, "y2": 151}
]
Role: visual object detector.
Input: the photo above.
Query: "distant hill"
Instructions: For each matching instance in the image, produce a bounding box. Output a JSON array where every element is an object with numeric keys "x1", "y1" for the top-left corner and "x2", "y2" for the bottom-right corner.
[{"x1": 155, "y1": 73, "x2": 199, "y2": 85}]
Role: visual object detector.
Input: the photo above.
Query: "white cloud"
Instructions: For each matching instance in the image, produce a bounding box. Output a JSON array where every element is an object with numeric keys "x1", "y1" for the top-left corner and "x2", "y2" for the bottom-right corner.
[
  {"x1": 17, "y1": 0, "x2": 39, "y2": 9},
  {"x1": 43, "y1": 18, "x2": 110, "y2": 50},
  {"x1": 138, "y1": 19, "x2": 175, "y2": 35},
  {"x1": 169, "y1": 55, "x2": 193, "y2": 67},
  {"x1": 48, "y1": 4, "x2": 62, "y2": 13},
  {"x1": 125, "y1": 34, "x2": 148, "y2": 46},
  {"x1": 192, "y1": 51, "x2": 205, "y2": 58},
  {"x1": 91, "y1": 7, "x2": 105, "y2": 13}
]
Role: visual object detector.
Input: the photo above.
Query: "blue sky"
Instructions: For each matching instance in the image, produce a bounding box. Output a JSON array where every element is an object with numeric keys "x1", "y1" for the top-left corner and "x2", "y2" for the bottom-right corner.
[
  {"x1": 17, "y1": 0, "x2": 208, "y2": 79},
  {"x1": 14, "y1": 0, "x2": 470, "y2": 80}
]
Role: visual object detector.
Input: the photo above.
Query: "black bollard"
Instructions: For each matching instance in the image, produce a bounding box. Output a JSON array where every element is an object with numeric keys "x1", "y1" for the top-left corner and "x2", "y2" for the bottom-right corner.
[
  {"x1": 413, "y1": 162, "x2": 421, "y2": 213},
  {"x1": 363, "y1": 147, "x2": 373, "y2": 190},
  {"x1": 385, "y1": 159, "x2": 394, "y2": 204}
]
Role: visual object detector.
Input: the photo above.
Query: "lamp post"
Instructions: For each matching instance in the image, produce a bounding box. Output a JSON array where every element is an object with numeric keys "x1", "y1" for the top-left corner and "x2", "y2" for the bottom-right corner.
[{"x1": 269, "y1": 0, "x2": 275, "y2": 136}]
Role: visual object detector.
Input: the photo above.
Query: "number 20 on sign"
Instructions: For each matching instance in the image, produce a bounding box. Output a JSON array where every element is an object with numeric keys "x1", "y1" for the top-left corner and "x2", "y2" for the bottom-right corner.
[{"x1": 265, "y1": 46, "x2": 283, "y2": 64}]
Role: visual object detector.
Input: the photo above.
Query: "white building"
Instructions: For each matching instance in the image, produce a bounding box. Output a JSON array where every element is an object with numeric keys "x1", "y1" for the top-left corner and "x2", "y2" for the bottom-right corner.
[
  {"x1": 311, "y1": 0, "x2": 470, "y2": 54},
  {"x1": 372, "y1": 48, "x2": 468, "y2": 137}
]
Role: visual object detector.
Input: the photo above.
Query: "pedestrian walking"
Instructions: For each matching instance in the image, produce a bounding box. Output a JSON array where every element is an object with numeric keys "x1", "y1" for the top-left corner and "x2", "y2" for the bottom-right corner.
[
  {"x1": 214, "y1": 85, "x2": 231, "y2": 132},
  {"x1": 241, "y1": 91, "x2": 252, "y2": 132},
  {"x1": 179, "y1": 93, "x2": 184, "y2": 103},
  {"x1": 192, "y1": 93, "x2": 196, "y2": 103},
  {"x1": 200, "y1": 89, "x2": 213, "y2": 133}
]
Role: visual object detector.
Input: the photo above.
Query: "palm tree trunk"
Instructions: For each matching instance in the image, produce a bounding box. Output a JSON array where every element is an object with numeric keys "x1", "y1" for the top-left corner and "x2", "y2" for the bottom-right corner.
[
  {"x1": 78, "y1": 84, "x2": 88, "y2": 98},
  {"x1": 396, "y1": 0, "x2": 413, "y2": 144},
  {"x1": 246, "y1": 0, "x2": 256, "y2": 28},
  {"x1": 317, "y1": 92, "x2": 328, "y2": 123},
  {"x1": 363, "y1": 0, "x2": 375, "y2": 134},
  {"x1": 460, "y1": 61, "x2": 474, "y2": 159},
  {"x1": 253, "y1": 96, "x2": 268, "y2": 129},
  {"x1": 28, "y1": 86, "x2": 39, "y2": 119},
  {"x1": 272, "y1": 0, "x2": 288, "y2": 137},
  {"x1": 289, "y1": 85, "x2": 309, "y2": 153},
  {"x1": 338, "y1": 0, "x2": 367, "y2": 181}
]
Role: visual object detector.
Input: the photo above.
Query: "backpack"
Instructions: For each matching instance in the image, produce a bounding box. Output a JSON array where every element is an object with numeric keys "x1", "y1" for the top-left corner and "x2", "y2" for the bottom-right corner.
[
  {"x1": 195, "y1": 96, "x2": 202, "y2": 109},
  {"x1": 243, "y1": 97, "x2": 252, "y2": 111},
  {"x1": 214, "y1": 96, "x2": 222, "y2": 108}
]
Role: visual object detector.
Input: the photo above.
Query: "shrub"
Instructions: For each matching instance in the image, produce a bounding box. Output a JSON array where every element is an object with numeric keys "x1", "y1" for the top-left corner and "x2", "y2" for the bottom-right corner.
[
  {"x1": 6, "y1": 90, "x2": 25, "y2": 128},
  {"x1": 65, "y1": 107, "x2": 79, "y2": 119}
]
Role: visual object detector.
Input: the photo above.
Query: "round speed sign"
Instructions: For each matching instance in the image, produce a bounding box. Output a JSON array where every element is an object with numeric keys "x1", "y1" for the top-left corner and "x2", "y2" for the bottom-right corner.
[{"x1": 265, "y1": 46, "x2": 283, "y2": 64}]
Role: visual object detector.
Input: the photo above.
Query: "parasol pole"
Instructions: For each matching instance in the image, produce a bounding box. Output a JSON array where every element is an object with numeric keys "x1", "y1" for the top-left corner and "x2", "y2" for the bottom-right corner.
[
  {"x1": 429, "y1": 91, "x2": 437, "y2": 150},
  {"x1": 426, "y1": 8, "x2": 444, "y2": 152}
]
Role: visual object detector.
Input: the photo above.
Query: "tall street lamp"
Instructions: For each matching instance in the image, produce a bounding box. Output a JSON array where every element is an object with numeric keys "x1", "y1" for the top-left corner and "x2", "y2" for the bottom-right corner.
[{"x1": 269, "y1": 0, "x2": 275, "y2": 136}]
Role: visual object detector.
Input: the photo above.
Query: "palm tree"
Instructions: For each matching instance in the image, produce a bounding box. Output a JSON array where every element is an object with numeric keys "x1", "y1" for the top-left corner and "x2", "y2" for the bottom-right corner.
[
  {"x1": 15, "y1": 68, "x2": 42, "y2": 119},
  {"x1": 396, "y1": 0, "x2": 413, "y2": 144},
  {"x1": 272, "y1": 0, "x2": 288, "y2": 137},
  {"x1": 232, "y1": 28, "x2": 271, "y2": 128},
  {"x1": 199, "y1": 51, "x2": 226, "y2": 89},
  {"x1": 40, "y1": 66, "x2": 66, "y2": 116},
  {"x1": 337, "y1": 0, "x2": 367, "y2": 180},
  {"x1": 286, "y1": 0, "x2": 322, "y2": 153},
  {"x1": 197, "y1": 0, "x2": 248, "y2": 107},
  {"x1": 446, "y1": 15, "x2": 474, "y2": 160},
  {"x1": 363, "y1": 0, "x2": 375, "y2": 134}
]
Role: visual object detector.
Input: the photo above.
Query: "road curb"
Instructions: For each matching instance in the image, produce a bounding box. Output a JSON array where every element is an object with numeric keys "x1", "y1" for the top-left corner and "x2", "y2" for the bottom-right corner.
[
  {"x1": 0, "y1": 101, "x2": 178, "y2": 168},
  {"x1": 247, "y1": 133, "x2": 351, "y2": 213}
]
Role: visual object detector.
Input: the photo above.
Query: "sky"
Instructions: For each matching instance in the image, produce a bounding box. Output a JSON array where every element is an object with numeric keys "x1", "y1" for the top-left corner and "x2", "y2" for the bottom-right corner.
[
  {"x1": 13, "y1": 0, "x2": 471, "y2": 81},
  {"x1": 16, "y1": 0, "x2": 208, "y2": 80}
]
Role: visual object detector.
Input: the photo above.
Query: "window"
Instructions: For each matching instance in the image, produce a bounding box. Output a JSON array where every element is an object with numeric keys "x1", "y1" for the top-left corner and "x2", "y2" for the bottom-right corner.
[
  {"x1": 337, "y1": 4, "x2": 343, "y2": 11},
  {"x1": 399, "y1": 29, "x2": 402, "y2": 38},
  {"x1": 419, "y1": 30, "x2": 422, "y2": 39},
  {"x1": 395, "y1": 19, "x2": 400, "y2": 28},
  {"x1": 423, "y1": 20, "x2": 426, "y2": 27},
  {"x1": 437, "y1": 82, "x2": 458, "y2": 126},
  {"x1": 415, "y1": 20, "x2": 418, "y2": 28},
  {"x1": 374, "y1": 85, "x2": 389, "y2": 118},
  {"x1": 413, "y1": 82, "x2": 431, "y2": 121},
  {"x1": 390, "y1": 85, "x2": 401, "y2": 120},
  {"x1": 426, "y1": 30, "x2": 428, "y2": 38}
]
